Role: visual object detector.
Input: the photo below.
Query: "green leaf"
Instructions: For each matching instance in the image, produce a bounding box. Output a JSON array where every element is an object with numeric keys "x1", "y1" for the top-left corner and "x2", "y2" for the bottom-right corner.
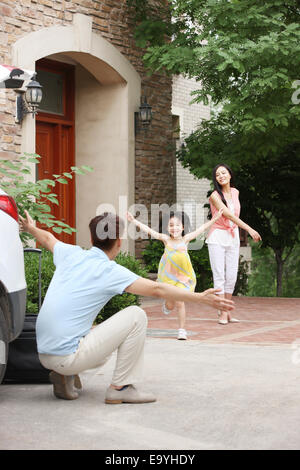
[
  {"x1": 1, "y1": 161, "x2": 20, "y2": 170},
  {"x1": 81, "y1": 165, "x2": 94, "y2": 172},
  {"x1": 0, "y1": 168, "x2": 17, "y2": 178},
  {"x1": 46, "y1": 196, "x2": 59, "y2": 205},
  {"x1": 38, "y1": 179, "x2": 56, "y2": 187},
  {"x1": 71, "y1": 167, "x2": 85, "y2": 175},
  {"x1": 52, "y1": 227, "x2": 63, "y2": 234},
  {"x1": 63, "y1": 228, "x2": 75, "y2": 235}
]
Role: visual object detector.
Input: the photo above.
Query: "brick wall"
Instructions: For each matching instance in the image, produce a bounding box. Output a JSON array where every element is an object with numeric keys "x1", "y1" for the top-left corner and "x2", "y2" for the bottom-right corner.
[
  {"x1": 172, "y1": 75, "x2": 211, "y2": 227},
  {"x1": 0, "y1": 0, "x2": 175, "y2": 257}
]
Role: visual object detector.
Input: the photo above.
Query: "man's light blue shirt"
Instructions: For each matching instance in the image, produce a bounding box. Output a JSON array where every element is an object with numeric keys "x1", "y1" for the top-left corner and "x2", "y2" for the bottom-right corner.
[{"x1": 36, "y1": 242, "x2": 140, "y2": 356}]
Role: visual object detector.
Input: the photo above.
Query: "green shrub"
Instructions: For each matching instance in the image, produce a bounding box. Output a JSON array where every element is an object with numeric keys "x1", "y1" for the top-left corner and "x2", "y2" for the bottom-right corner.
[
  {"x1": 234, "y1": 256, "x2": 250, "y2": 296},
  {"x1": 142, "y1": 239, "x2": 164, "y2": 273},
  {"x1": 247, "y1": 242, "x2": 300, "y2": 298},
  {"x1": 282, "y1": 243, "x2": 300, "y2": 297},
  {"x1": 247, "y1": 245, "x2": 276, "y2": 296},
  {"x1": 24, "y1": 249, "x2": 55, "y2": 314},
  {"x1": 189, "y1": 245, "x2": 213, "y2": 292}
]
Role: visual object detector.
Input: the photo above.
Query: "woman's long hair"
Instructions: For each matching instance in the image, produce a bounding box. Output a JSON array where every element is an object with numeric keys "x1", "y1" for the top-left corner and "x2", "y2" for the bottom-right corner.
[{"x1": 212, "y1": 163, "x2": 235, "y2": 208}]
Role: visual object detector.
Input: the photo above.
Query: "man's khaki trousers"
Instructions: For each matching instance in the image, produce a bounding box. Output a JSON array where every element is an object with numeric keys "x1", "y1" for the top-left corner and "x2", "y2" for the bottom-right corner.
[{"x1": 39, "y1": 306, "x2": 147, "y2": 387}]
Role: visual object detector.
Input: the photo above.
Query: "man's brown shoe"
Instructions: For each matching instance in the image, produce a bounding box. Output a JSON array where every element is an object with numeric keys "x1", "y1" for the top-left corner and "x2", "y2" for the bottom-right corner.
[
  {"x1": 74, "y1": 374, "x2": 82, "y2": 390},
  {"x1": 49, "y1": 371, "x2": 79, "y2": 400},
  {"x1": 105, "y1": 385, "x2": 156, "y2": 404}
]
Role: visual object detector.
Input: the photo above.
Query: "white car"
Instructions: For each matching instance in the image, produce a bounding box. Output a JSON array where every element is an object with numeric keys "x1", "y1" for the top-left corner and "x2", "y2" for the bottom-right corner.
[{"x1": 0, "y1": 188, "x2": 26, "y2": 383}]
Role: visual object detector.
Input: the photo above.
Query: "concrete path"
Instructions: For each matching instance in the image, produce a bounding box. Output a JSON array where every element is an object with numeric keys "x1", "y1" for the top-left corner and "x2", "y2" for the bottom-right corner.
[{"x1": 0, "y1": 297, "x2": 299, "y2": 450}]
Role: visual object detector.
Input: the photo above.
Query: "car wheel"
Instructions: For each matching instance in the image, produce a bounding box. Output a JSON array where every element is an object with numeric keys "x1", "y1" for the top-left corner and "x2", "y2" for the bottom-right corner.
[{"x1": 0, "y1": 304, "x2": 9, "y2": 384}]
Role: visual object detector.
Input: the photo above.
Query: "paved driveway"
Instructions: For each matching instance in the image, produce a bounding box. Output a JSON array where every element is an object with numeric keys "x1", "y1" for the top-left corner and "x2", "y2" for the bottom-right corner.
[
  {"x1": 0, "y1": 297, "x2": 299, "y2": 450},
  {"x1": 145, "y1": 296, "x2": 300, "y2": 345}
]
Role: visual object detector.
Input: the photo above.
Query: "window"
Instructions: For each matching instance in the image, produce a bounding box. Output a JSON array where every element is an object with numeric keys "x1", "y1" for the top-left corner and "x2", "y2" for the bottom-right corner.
[{"x1": 36, "y1": 69, "x2": 64, "y2": 116}]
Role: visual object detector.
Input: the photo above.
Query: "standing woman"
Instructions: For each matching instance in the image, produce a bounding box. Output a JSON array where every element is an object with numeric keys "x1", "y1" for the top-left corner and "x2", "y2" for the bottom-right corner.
[{"x1": 206, "y1": 164, "x2": 261, "y2": 324}]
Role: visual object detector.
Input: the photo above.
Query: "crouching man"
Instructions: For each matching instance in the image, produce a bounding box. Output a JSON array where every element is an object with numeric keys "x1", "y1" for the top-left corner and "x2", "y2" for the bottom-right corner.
[{"x1": 19, "y1": 211, "x2": 234, "y2": 404}]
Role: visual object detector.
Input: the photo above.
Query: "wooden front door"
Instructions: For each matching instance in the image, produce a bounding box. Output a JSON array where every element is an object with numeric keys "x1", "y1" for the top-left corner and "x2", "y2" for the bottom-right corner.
[{"x1": 36, "y1": 59, "x2": 76, "y2": 244}]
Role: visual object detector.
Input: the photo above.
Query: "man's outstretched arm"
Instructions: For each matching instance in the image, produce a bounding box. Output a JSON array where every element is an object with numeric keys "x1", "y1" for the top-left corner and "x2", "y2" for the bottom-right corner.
[
  {"x1": 19, "y1": 210, "x2": 59, "y2": 253},
  {"x1": 125, "y1": 277, "x2": 235, "y2": 312}
]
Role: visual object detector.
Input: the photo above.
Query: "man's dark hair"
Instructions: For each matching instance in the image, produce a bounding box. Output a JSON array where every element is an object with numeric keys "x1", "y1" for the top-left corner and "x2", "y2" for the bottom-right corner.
[{"x1": 89, "y1": 212, "x2": 125, "y2": 251}]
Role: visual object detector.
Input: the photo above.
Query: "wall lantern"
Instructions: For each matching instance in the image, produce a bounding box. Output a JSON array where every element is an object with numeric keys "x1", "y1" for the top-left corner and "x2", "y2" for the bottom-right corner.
[
  {"x1": 135, "y1": 96, "x2": 153, "y2": 135},
  {"x1": 15, "y1": 75, "x2": 43, "y2": 124}
]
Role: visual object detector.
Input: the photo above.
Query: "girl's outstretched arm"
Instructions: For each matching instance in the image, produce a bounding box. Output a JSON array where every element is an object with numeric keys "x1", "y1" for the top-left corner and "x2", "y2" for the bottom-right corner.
[
  {"x1": 126, "y1": 211, "x2": 168, "y2": 243},
  {"x1": 183, "y1": 209, "x2": 223, "y2": 244}
]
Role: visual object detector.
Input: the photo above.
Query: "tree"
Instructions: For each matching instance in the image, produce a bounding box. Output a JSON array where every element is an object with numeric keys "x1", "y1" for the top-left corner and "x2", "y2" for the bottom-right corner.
[
  {"x1": 128, "y1": 0, "x2": 300, "y2": 160},
  {"x1": 236, "y1": 148, "x2": 300, "y2": 297},
  {"x1": 128, "y1": 0, "x2": 300, "y2": 296},
  {"x1": 178, "y1": 128, "x2": 300, "y2": 296}
]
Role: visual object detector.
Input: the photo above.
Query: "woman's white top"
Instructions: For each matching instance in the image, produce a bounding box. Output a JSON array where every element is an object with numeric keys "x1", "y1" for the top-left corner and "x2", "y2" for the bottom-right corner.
[{"x1": 206, "y1": 200, "x2": 240, "y2": 247}]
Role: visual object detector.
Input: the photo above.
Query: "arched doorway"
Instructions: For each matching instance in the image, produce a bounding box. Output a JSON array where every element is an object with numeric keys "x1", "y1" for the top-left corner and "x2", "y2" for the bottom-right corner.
[{"x1": 12, "y1": 13, "x2": 141, "y2": 252}]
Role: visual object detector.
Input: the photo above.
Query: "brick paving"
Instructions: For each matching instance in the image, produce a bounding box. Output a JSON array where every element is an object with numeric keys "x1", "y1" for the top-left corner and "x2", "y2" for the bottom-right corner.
[{"x1": 142, "y1": 297, "x2": 300, "y2": 346}]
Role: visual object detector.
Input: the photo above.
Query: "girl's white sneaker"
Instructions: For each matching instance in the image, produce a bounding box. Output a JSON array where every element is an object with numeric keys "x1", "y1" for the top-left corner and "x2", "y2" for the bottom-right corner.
[{"x1": 177, "y1": 328, "x2": 187, "y2": 340}]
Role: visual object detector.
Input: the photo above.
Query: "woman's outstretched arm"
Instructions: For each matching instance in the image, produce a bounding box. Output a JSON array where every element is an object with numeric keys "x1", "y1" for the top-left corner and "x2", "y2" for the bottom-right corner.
[{"x1": 210, "y1": 193, "x2": 262, "y2": 242}]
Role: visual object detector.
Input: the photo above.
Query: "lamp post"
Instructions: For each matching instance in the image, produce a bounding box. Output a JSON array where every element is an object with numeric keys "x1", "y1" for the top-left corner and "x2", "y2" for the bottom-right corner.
[
  {"x1": 15, "y1": 75, "x2": 43, "y2": 124},
  {"x1": 135, "y1": 96, "x2": 153, "y2": 134}
]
